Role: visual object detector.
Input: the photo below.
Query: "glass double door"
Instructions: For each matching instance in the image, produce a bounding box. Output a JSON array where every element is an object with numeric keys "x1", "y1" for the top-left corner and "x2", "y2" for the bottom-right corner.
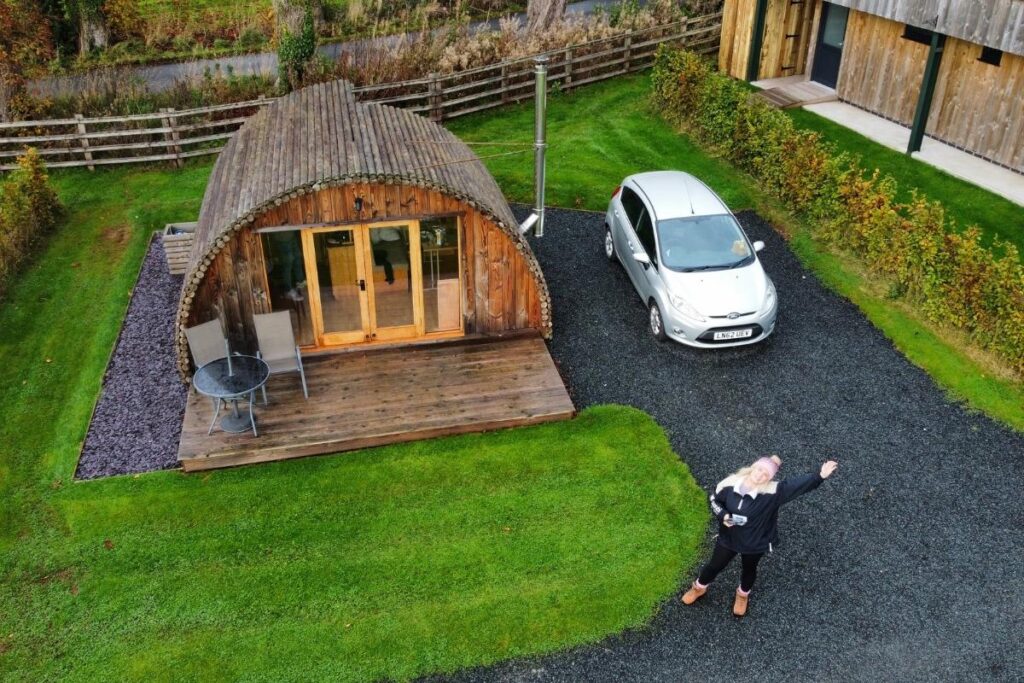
[{"x1": 302, "y1": 221, "x2": 422, "y2": 345}]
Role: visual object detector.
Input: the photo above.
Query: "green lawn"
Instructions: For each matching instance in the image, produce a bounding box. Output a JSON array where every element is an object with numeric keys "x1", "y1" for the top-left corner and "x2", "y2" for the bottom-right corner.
[
  {"x1": 448, "y1": 75, "x2": 1024, "y2": 429},
  {"x1": 0, "y1": 163, "x2": 707, "y2": 680},
  {"x1": 785, "y1": 108, "x2": 1024, "y2": 253}
]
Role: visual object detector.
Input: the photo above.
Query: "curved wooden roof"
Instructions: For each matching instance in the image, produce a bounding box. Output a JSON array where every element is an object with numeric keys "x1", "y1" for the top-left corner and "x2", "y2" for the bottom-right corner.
[{"x1": 178, "y1": 79, "x2": 550, "y2": 356}]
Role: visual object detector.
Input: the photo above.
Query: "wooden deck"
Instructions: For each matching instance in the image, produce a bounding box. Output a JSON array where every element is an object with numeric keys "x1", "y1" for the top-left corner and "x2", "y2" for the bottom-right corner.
[
  {"x1": 177, "y1": 334, "x2": 574, "y2": 471},
  {"x1": 753, "y1": 79, "x2": 838, "y2": 109}
]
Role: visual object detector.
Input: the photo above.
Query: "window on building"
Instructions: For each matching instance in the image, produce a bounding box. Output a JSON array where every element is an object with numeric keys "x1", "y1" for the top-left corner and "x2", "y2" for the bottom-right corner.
[
  {"x1": 979, "y1": 46, "x2": 1003, "y2": 66},
  {"x1": 902, "y1": 24, "x2": 933, "y2": 45}
]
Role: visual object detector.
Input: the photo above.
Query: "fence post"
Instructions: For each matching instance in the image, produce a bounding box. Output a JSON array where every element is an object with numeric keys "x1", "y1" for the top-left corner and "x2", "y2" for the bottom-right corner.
[
  {"x1": 74, "y1": 114, "x2": 94, "y2": 172},
  {"x1": 564, "y1": 48, "x2": 573, "y2": 89},
  {"x1": 623, "y1": 34, "x2": 633, "y2": 73},
  {"x1": 501, "y1": 63, "x2": 510, "y2": 104},
  {"x1": 161, "y1": 107, "x2": 184, "y2": 168},
  {"x1": 428, "y1": 73, "x2": 442, "y2": 123}
]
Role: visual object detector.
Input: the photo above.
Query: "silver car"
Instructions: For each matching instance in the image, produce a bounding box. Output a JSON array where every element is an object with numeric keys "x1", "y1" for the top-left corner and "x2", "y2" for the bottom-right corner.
[{"x1": 604, "y1": 171, "x2": 777, "y2": 347}]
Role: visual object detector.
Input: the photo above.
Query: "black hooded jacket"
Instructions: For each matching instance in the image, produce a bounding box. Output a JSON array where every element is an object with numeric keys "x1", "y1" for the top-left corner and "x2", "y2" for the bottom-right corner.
[{"x1": 709, "y1": 472, "x2": 825, "y2": 554}]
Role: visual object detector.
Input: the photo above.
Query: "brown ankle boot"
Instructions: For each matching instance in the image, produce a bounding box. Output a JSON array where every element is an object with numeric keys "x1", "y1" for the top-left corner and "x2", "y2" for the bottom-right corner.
[
  {"x1": 732, "y1": 588, "x2": 749, "y2": 617},
  {"x1": 681, "y1": 582, "x2": 707, "y2": 605}
]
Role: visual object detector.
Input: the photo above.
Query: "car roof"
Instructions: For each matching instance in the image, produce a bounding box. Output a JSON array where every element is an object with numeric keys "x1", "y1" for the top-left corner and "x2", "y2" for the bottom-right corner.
[{"x1": 625, "y1": 171, "x2": 729, "y2": 220}]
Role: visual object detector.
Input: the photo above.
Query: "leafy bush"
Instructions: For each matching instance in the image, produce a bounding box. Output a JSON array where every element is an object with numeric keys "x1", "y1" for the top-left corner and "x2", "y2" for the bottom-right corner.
[
  {"x1": 0, "y1": 149, "x2": 63, "y2": 297},
  {"x1": 651, "y1": 46, "x2": 1024, "y2": 374}
]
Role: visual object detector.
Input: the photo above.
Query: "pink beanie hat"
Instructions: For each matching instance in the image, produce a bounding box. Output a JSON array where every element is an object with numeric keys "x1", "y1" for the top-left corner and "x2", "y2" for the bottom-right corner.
[{"x1": 753, "y1": 457, "x2": 779, "y2": 478}]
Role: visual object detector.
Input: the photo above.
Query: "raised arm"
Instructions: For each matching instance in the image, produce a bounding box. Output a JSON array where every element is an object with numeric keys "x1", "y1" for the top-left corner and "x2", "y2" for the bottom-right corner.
[{"x1": 777, "y1": 460, "x2": 837, "y2": 505}]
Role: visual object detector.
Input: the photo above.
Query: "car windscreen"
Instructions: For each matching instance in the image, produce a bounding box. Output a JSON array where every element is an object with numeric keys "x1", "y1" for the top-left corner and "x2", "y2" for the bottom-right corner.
[{"x1": 657, "y1": 214, "x2": 754, "y2": 272}]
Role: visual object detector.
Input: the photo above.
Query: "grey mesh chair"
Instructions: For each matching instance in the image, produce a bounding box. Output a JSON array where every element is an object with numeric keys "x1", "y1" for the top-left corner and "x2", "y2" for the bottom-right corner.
[
  {"x1": 184, "y1": 319, "x2": 230, "y2": 368},
  {"x1": 253, "y1": 311, "x2": 309, "y2": 402}
]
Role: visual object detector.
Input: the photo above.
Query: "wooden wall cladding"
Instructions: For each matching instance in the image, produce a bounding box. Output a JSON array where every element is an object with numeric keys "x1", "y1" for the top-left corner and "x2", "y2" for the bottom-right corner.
[
  {"x1": 185, "y1": 183, "x2": 546, "y2": 360},
  {"x1": 836, "y1": 10, "x2": 928, "y2": 125},
  {"x1": 719, "y1": 0, "x2": 755, "y2": 79},
  {"x1": 758, "y1": 0, "x2": 817, "y2": 79},
  {"x1": 927, "y1": 39, "x2": 1024, "y2": 172},
  {"x1": 720, "y1": 0, "x2": 818, "y2": 80}
]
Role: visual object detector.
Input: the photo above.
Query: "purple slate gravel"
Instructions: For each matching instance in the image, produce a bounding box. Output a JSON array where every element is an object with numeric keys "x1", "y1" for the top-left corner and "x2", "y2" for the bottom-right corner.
[{"x1": 76, "y1": 238, "x2": 187, "y2": 479}]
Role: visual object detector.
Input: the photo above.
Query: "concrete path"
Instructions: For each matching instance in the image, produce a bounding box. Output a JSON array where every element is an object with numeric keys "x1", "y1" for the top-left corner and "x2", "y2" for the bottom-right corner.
[
  {"x1": 28, "y1": 0, "x2": 617, "y2": 98},
  {"x1": 436, "y1": 205, "x2": 1024, "y2": 683},
  {"x1": 804, "y1": 101, "x2": 1024, "y2": 207}
]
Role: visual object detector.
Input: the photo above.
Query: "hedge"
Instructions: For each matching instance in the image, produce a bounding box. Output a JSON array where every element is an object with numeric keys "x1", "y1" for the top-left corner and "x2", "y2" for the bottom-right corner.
[
  {"x1": 0, "y1": 149, "x2": 63, "y2": 298},
  {"x1": 651, "y1": 47, "x2": 1024, "y2": 374}
]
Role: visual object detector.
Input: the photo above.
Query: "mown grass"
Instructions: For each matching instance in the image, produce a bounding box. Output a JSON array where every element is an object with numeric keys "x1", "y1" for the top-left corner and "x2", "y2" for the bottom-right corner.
[
  {"x1": 448, "y1": 74, "x2": 1024, "y2": 429},
  {"x1": 0, "y1": 162, "x2": 707, "y2": 680}
]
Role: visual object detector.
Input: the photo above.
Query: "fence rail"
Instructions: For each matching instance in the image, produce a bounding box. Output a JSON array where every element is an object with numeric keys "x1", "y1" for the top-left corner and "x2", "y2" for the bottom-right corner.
[{"x1": 0, "y1": 14, "x2": 720, "y2": 172}]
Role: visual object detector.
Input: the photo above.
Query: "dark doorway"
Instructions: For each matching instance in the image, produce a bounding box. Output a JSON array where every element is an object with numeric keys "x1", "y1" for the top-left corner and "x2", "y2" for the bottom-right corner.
[{"x1": 811, "y1": 3, "x2": 849, "y2": 88}]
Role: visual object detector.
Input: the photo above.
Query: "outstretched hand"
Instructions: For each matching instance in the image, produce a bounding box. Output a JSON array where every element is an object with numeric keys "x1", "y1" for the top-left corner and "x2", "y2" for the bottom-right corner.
[{"x1": 820, "y1": 460, "x2": 838, "y2": 479}]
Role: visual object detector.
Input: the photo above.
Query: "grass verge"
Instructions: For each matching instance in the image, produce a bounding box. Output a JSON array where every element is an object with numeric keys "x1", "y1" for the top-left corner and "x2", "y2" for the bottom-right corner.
[
  {"x1": 0, "y1": 162, "x2": 707, "y2": 680},
  {"x1": 448, "y1": 74, "x2": 1024, "y2": 429}
]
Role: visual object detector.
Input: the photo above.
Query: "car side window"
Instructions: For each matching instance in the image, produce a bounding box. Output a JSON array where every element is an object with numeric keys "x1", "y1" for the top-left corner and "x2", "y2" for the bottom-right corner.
[
  {"x1": 635, "y1": 208, "x2": 658, "y2": 266},
  {"x1": 619, "y1": 187, "x2": 644, "y2": 228}
]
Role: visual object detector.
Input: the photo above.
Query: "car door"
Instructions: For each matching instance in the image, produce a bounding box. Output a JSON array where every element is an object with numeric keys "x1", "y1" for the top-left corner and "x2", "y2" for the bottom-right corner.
[
  {"x1": 632, "y1": 201, "x2": 663, "y2": 302},
  {"x1": 616, "y1": 186, "x2": 646, "y2": 292}
]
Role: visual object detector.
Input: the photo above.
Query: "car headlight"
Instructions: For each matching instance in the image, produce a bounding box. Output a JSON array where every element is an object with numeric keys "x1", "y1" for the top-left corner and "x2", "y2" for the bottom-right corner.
[
  {"x1": 670, "y1": 294, "x2": 706, "y2": 322},
  {"x1": 763, "y1": 280, "x2": 776, "y2": 309}
]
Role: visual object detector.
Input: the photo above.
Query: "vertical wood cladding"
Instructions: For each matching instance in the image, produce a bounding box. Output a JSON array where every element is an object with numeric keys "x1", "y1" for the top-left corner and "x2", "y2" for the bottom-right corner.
[
  {"x1": 927, "y1": 38, "x2": 1024, "y2": 171},
  {"x1": 836, "y1": 10, "x2": 928, "y2": 125},
  {"x1": 720, "y1": 0, "x2": 818, "y2": 80},
  {"x1": 186, "y1": 184, "x2": 546, "y2": 358}
]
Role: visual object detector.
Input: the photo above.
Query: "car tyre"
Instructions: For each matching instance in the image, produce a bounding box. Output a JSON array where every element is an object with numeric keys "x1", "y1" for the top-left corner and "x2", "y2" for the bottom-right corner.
[
  {"x1": 649, "y1": 301, "x2": 668, "y2": 342},
  {"x1": 604, "y1": 225, "x2": 616, "y2": 262}
]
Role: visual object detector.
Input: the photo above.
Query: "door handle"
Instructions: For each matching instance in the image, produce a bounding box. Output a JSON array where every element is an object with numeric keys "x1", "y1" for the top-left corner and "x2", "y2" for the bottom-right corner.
[{"x1": 358, "y1": 279, "x2": 365, "y2": 291}]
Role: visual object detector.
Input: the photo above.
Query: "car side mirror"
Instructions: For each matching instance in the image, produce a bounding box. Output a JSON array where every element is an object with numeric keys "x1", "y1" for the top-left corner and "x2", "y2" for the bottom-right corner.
[
  {"x1": 633, "y1": 251, "x2": 651, "y2": 267},
  {"x1": 753, "y1": 240, "x2": 765, "y2": 253}
]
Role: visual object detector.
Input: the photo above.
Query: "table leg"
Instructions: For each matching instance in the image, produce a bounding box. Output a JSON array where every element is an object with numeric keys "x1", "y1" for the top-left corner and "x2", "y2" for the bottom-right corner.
[
  {"x1": 248, "y1": 390, "x2": 258, "y2": 437},
  {"x1": 207, "y1": 397, "x2": 222, "y2": 435},
  {"x1": 219, "y1": 396, "x2": 257, "y2": 433}
]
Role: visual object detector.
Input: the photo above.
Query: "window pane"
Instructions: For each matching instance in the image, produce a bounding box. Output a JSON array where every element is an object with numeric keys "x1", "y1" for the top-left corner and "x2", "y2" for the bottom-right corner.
[
  {"x1": 369, "y1": 225, "x2": 414, "y2": 329},
  {"x1": 822, "y1": 5, "x2": 848, "y2": 47},
  {"x1": 635, "y1": 209, "x2": 658, "y2": 264},
  {"x1": 620, "y1": 187, "x2": 644, "y2": 227},
  {"x1": 260, "y1": 231, "x2": 314, "y2": 346},
  {"x1": 420, "y1": 217, "x2": 461, "y2": 333},
  {"x1": 313, "y1": 229, "x2": 364, "y2": 337}
]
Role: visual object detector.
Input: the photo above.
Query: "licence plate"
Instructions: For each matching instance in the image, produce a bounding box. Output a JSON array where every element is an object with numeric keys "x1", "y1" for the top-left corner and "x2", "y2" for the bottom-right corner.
[{"x1": 713, "y1": 329, "x2": 754, "y2": 341}]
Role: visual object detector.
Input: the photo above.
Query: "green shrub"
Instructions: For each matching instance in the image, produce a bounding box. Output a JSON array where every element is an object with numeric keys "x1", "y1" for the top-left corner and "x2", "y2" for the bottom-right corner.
[
  {"x1": 651, "y1": 46, "x2": 1024, "y2": 374},
  {"x1": 0, "y1": 149, "x2": 63, "y2": 298}
]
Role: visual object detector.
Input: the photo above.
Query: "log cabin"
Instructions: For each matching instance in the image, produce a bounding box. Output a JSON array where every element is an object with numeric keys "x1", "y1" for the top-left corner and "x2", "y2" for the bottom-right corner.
[
  {"x1": 174, "y1": 79, "x2": 573, "y2": 471},
  {"x1": 718, "y1": 0, "x2": 1024, "y2": 171}
]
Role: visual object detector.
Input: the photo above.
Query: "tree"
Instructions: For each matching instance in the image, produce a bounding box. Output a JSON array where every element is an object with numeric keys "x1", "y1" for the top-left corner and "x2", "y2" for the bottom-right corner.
[
  {"x1": 60, "y1": 0, "x2": 109, "y2": 56},
  {"x1": 526, "y1": 0, "x2": 566, "y2": 33},
  {"x1": 0, "y1": 0, "x2": 56, "y2": 121},
  {"x1": 274, "y1": 0, "x2": 321, "y2": 91}
]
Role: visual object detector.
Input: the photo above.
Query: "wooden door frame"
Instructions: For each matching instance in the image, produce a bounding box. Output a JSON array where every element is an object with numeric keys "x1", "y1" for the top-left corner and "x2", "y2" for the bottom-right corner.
[
  {"x1": 361, "y1": 219, "x2": 424, "y2": 342},
  {"x1": 302, "y1": 225, "x2": 370, "y2": 346}
]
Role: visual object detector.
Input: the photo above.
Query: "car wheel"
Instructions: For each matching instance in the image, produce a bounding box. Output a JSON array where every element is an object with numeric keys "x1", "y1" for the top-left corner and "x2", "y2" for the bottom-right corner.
[
  {"x1": 604, "y1": 225, "x2": 616, "y2": 261},
  {"x1": 649, "y1": 301, "x2": 667, "y2": 342}
]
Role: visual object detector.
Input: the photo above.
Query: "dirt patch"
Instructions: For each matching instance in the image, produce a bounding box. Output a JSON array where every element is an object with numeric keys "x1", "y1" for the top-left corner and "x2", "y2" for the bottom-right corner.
[
  {"x1": 34, "y1": 567, "x2": 73, "y2": 585},
  {"x1": 101, "y1": 224, "x2": 133, "y2": 249}
]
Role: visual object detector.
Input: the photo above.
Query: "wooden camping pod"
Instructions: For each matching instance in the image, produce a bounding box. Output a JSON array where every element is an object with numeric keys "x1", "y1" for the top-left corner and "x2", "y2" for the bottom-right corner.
[{"x1": 176, "y1": 80, "x2": 551, "y2": 379}]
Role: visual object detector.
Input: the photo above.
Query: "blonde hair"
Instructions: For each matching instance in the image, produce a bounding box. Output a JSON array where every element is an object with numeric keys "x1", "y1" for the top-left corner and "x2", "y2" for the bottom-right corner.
[{"x1": 726, "y1": 462, "x2": 777, "y2": 493}]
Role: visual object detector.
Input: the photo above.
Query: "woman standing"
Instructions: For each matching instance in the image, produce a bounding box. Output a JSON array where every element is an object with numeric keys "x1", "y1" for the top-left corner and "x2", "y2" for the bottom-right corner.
[{"x1": 681, "y1": 455, "x2": 838, "y2": 616}]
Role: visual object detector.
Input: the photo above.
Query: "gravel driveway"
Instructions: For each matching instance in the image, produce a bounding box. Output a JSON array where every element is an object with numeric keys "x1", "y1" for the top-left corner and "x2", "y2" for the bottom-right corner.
[{"x1": 446, "y1": 206, "x2": 1024, "y2": 682}]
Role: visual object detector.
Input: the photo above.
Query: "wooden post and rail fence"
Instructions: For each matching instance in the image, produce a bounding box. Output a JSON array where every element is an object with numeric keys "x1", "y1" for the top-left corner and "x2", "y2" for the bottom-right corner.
[{"x1": 0, "y1": 15, "x2": 721, "y2": 173}]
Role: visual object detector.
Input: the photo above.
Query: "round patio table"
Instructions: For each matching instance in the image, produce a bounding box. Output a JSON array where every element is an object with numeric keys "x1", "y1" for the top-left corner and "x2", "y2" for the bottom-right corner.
[{"x1": 193, "y1": 355, "x2": 270, "y2": 436}]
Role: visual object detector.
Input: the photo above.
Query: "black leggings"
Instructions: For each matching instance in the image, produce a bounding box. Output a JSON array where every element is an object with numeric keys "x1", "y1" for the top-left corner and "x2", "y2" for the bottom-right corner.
[{"x1": 697, "y1": 541, "x2": 764, "y2": 592}]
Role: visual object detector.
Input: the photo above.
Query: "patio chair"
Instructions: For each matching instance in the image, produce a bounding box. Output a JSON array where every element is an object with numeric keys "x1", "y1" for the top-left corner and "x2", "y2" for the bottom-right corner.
[
  {"x1": 184, "y1": 319, "x2": 230, "y2": 368},
  {"x1": 253, "y1": 311, "x2": 309, "y2": 403}
]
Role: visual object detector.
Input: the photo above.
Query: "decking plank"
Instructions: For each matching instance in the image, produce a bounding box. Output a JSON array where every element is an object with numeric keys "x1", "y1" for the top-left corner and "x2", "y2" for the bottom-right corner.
[{"x1": 177, "y1": 335, "x2": 573, "y2": 470}]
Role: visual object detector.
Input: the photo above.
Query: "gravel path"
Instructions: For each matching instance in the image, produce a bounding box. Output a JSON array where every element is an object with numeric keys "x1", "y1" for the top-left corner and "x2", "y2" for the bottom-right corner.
[
  {"x1": 76, "y1": 239, "x2": 187, "y2": 479},
  {"x1": 443, "y1": 206, "x2": 1024, "y2": 682}
]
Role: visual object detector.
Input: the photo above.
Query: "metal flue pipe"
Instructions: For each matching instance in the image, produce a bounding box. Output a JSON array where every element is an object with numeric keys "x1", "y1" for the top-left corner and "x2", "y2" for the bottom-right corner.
[
  {"x1": 532, "y1": 55, "x2": 548, "y2": 237},
  {"x1": 518, "y1": 55, "x2": 547, "y2": 239}
]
